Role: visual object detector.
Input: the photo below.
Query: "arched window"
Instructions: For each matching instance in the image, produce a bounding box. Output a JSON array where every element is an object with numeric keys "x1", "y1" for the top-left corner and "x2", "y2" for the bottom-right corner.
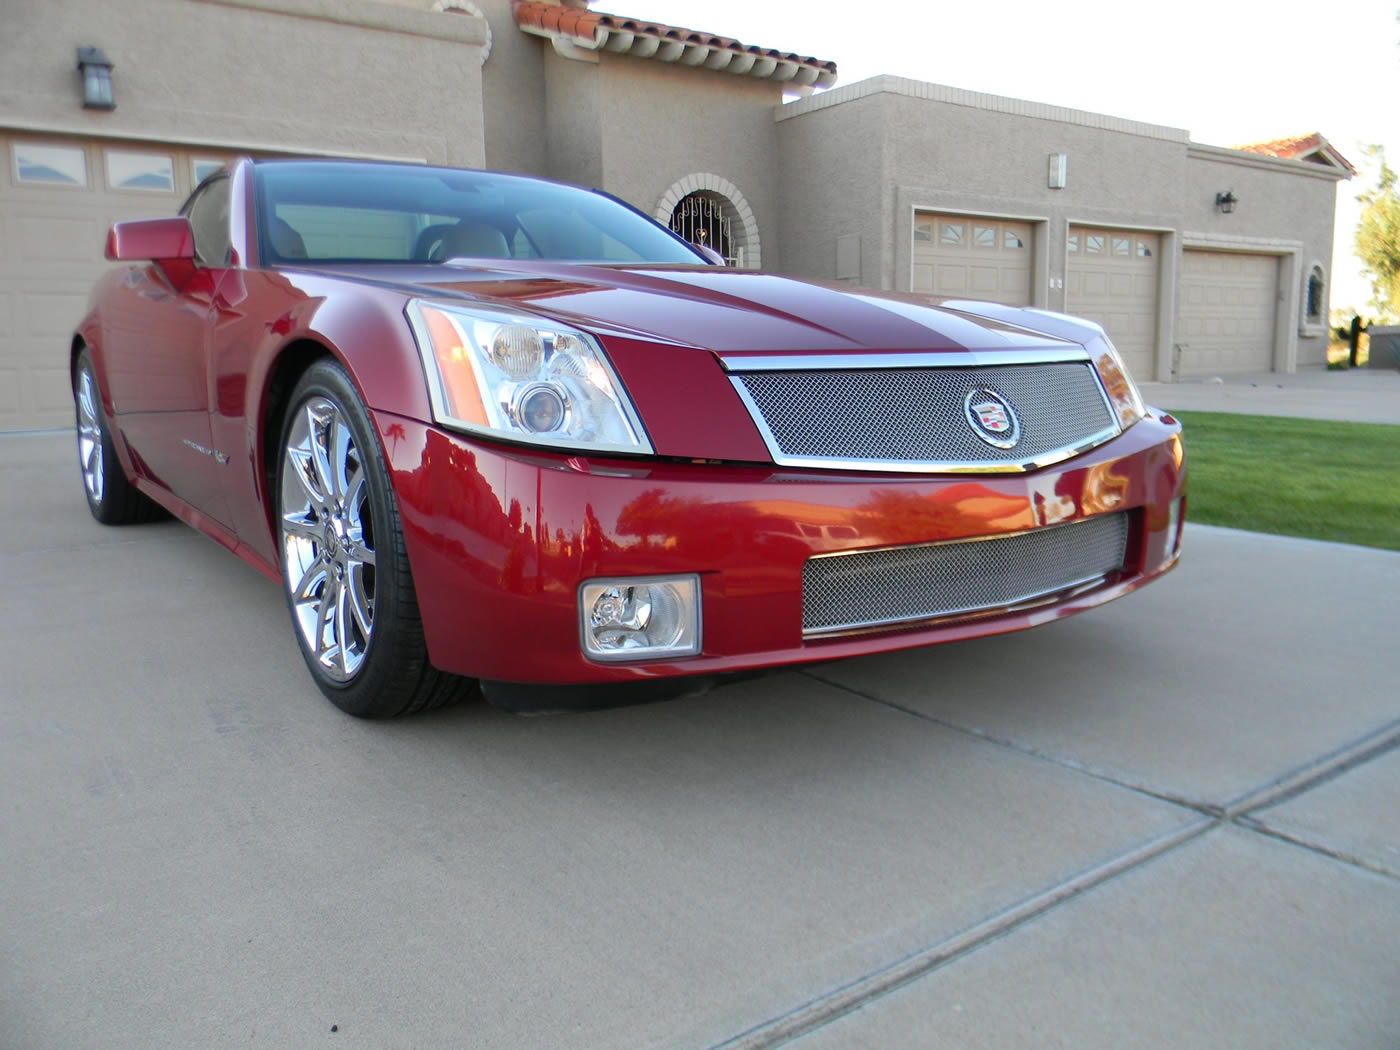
[
  {"x1": 1301, "y1": 262, "x2": 1325, "y2": 334},
  {"x1": 655, "y1": 174, "x2": 760, "y2": 268},
  {"x1": 670, "y1": 192, "x2": 735, "y2": 264},
  {"x1": 1306, "y1": 267, "x2": 1324, "y2": 322},
  {"x1": 432, "y1": 1, "x2": 491, "y2": 63}
]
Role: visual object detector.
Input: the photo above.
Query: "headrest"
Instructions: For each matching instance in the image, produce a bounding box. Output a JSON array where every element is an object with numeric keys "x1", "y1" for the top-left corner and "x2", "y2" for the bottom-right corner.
[
  {"x1": 269, "y1": 217, "x2": 307, "y2": 259},
  {"x1": 438, "y1": 220, "x2": 509, "y2": 260}
]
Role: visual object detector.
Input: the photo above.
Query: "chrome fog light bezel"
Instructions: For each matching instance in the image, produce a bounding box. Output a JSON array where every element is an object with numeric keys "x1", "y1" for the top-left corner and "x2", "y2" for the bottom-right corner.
[{"x1": 578, "y1": 574, "x2": 702, "y2": 662}]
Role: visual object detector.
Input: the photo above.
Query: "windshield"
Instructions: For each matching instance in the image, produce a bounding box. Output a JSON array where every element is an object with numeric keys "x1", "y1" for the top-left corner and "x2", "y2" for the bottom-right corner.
[{"x1": 254, "y1": 161, "x2": 706, "y2": 266}]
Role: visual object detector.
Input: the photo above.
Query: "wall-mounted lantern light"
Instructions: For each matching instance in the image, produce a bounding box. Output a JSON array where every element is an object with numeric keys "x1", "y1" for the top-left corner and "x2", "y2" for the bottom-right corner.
[
  {"x1": 1215, "y1": 190, "x2": 1237, "y2": 215},
  {"x1": 1048, "y1": 153, "x2": 1067, "y2": 190},
  {"x1": 77, "y1": 47, "x2": 115, "y2": 110}
]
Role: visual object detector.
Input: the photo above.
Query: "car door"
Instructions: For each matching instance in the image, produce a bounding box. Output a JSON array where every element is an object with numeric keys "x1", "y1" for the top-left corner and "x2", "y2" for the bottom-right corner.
[{"x1": 104, "y1": 176, "x2": 233, "y2": 525}]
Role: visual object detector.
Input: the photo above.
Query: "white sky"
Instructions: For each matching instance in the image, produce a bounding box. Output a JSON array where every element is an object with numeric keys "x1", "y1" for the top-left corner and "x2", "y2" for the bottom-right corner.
[{"x1": 615, "y1": 0, "x2": 1398, "y2": 316}]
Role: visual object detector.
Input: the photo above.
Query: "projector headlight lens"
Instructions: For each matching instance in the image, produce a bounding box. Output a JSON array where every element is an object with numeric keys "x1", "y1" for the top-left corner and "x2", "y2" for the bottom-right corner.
[{"x1": 515, "y1": 383, "x2": 567, "y2": 433}]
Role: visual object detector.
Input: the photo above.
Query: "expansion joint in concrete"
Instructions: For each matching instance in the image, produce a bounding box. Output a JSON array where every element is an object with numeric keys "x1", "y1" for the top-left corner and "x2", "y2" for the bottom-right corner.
[
  {"x1": 803, "y1": 670, "x2": 1214, "y2": 815},
  {"x1": 745, "y1": 673, "x2": 1400, "y2": 1050},
  {"x1": 705, "y1": 818, "x2": 1216, "y2": 1050},
  {"x1": 1218, "y1": 719, "x2": 1400, "y2": 819},
  {"x1": 1232, "y1": 816, "x2": 1400, "y2": 883}
]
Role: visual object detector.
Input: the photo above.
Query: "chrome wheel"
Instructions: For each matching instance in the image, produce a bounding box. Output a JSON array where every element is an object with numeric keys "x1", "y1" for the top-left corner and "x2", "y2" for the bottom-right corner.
[
  {"x1": 280, "y1": 396, "x2": 377, "y2": 682},
  {"x1": 76, "y1": 368, "x2": 104, "y2": 504}
]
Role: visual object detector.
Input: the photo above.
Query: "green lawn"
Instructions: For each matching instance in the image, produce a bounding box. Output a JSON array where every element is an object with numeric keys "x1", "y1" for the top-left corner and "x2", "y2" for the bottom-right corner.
[{"x1": 1171, "y1": 412, "x2": 1400, "y2": 552}]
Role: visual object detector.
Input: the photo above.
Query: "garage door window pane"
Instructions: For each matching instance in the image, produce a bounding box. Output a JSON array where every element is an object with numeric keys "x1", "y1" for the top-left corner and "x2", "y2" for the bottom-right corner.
[
  {"x1": 107, "y1": 151, "x2": 175, "y2": 192},
  {"x1": 13, "y1": 142, "x2": 86, "y2": 186},
  {"x1": 1086, "y1": 235, "x2": 1104, "y2": 254},
  {"x1": 940, "y1": 223, "x2": 963, "y2": 245},
  {"x1": 973, "y1": 225, "x2": 995, "y2": 248},
  {"x1": 1112, "y1": 237, "x2": 1130, "y2": 256},
  {"x1": 914, "y1": 222, "x2": 932, "y2": 242},
  {"x1": 192, "y1": 158, "x2": 224, "y2": 184},
  {"x1": 1004, "y1": 230, "x2": 1024, "y2": 249},
  {"x1": 1067, "y1": 234, "x2": 1079, "y2": 253},
  {"x1": 1137, "y1": 241, "x2": 1153, "y2": 258}
]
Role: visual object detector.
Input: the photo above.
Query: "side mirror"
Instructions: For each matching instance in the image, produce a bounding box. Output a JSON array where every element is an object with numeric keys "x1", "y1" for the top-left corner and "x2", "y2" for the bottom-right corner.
[
  {"x1": 105, "y1": 217, "x2": 195, "y2": 262},
  {"x1": 694, "y1": 244, "x2": 727, "y2": 267}
]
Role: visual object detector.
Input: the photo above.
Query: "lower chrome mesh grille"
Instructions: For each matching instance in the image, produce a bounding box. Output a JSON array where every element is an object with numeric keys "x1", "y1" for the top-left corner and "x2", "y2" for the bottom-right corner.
[
  {"x1": 734, "y1": 362, "x2": 1116, "y2": 470},
  {"x1": 802, "y1": 512, "x2": 1129, "y2": 636}
]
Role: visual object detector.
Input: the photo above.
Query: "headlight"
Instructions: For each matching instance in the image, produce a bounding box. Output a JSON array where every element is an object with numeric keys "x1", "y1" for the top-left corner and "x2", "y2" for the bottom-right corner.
[
  {"x1": 406, "y1": 301, "x2": 652, "y2": 454},
  {"x1": 1089, "y1": 334, "x2": 1146, "y2": 430}
]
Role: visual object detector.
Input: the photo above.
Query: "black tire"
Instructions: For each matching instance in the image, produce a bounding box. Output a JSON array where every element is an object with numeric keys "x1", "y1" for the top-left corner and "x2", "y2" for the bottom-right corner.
[
  {"x1": 73, "y1": 348, "x2": 166, "y2": 525},
  {"x1": 276, "y1": 359, "x2": 473, "y2": 717}
]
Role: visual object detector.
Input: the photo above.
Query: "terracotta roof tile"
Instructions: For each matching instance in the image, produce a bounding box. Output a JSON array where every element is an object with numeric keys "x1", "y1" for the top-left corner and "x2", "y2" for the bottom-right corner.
[
  {"x1": 1234, "y1": 131, "x2": 1357, "y2": 175},
  {"x1": 511, "y1": 1, "x2": 838, "y2": 87}
]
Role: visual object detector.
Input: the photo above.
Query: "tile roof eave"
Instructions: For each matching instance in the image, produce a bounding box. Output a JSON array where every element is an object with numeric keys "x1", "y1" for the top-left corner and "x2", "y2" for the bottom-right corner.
[
  {"x1": 511, "y1": 1, "x2": 838, "y2": 89},
  {"x1": 1234, "y1": 132, "x2": 1357, "y2": 176}
]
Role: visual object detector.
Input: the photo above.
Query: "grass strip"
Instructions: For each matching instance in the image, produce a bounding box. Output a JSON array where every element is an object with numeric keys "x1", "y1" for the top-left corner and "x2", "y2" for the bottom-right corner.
[{"x1": 1171, "y1": 411, "x2": 1400, "y2": 552}]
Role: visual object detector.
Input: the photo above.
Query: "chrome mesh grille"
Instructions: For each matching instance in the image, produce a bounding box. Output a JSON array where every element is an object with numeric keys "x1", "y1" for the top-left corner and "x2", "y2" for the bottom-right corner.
[
  {"x1": 802, "y1": 512, "x2": 1129, "y2": 635},
  {"x1": 735, "y1": 362, "x2": 1115, "y2": 467}
]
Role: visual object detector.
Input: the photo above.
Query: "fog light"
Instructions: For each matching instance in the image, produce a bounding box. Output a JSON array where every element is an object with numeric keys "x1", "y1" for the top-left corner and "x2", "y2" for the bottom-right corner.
[{"x1": 580, "y1": 575, "x2": 700, "y2": 661}]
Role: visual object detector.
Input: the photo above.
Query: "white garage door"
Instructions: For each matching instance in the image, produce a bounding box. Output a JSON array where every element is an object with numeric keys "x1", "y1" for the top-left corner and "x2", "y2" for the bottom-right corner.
[
  {"x1": 1176, "y1": 250, "x2": 1278, "y2": 376},
  {"x1": 0, "y1": 134, "x2": 234, "y2": 431},
  {"x1": 912, "y1": 213, "x2": 1033, "y2": 306},
  {"x1": 1067, "y1": 226, "x2": 1160, "y2": 382}
]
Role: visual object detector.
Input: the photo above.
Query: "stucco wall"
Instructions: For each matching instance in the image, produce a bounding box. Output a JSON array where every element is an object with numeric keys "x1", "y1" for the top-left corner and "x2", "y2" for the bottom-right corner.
[
  {"x1": 0, "y1": 0, "x2": 488, "y2": 166},
  {"x1": 474, "y1": 0, "x2": 548, "y2": 175},
  {"x1": 774, "y1": 93, "x2": 890, "y2": 287},
  {"x1": 883, "y1": 92, "x2": 1186, "y2": 307},
  {"x1": 779, "y1": 80, "x2": 1190, "y2": 309},
  {"x1": 1182, "y1": 146, "x2": 1342, "y2": 370},
  {"x1": 541, "y1": 48, "x2": 603, "y2": 189},
  {"x1": 776, "y1": 77, "x2": 1344, "y2": 377},
  {"x1": 594, "y1": 53, "x2": 783, "y2": 266}
]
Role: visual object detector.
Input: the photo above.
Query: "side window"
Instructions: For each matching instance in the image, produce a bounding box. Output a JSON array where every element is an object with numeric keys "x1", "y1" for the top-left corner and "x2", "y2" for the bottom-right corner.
[{"x1": 184, "y1": 177, "x2": 232, "y2": 267}]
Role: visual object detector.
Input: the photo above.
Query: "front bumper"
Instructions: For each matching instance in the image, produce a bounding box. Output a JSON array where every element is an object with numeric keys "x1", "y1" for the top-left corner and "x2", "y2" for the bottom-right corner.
[{"x1": 377, "y1": 410, "x2": 1185, "y2": 684}]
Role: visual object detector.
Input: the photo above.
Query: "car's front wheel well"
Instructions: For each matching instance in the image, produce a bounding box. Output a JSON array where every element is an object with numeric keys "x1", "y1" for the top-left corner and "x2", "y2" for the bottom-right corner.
[{"x1": 261, "y1": 340, "x2": 333, "y2": 526}]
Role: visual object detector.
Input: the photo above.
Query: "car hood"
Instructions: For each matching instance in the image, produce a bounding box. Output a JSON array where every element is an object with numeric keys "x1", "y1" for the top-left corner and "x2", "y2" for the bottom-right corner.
[
  {"x1": 293, "y1": 261, "x2": 1098, "y2": 461},
  {"x1": 299, "y1": 260, "x2": 1080, "y2": 356}
]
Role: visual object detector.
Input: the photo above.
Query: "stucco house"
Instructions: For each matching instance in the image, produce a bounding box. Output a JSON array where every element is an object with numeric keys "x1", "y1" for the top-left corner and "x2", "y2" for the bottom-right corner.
[{"x1": 0, "y1": 0, "x2": 1353, "y2": 431}]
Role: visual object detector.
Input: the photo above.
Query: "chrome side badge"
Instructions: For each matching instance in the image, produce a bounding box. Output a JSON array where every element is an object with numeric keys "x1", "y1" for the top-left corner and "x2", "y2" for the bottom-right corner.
[{"x1": 963, "y1": 388, "x2": 1021, "y2": 449}]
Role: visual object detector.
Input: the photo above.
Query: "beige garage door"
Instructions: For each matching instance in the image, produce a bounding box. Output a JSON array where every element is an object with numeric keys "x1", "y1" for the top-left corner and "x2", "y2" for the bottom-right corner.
[
  {"x1": 1176, "y1": 250, "x2": 1278, "y2": 376},
  {"x1": 912, "y1": 213, "x2": 1033, "y2": 306},
  {"x1": 0, "y1": 133, "x2": 234, "y2": 431},
  {"x1": 1066, "y1": 226, "x2": 1160, "y2": 381}
]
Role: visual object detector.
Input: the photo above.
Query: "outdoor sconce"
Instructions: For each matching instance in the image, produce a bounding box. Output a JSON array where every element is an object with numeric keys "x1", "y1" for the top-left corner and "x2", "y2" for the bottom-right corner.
[
  {"x1": 1215, "y1": 190, "x2": 1237, "y2": 214},
  {"x1": 77, "y1": 47, "x2": 115, "y2": 110},
  {"x1": 1048, "y1": 152, "x2": 1067, "y2": 190}
]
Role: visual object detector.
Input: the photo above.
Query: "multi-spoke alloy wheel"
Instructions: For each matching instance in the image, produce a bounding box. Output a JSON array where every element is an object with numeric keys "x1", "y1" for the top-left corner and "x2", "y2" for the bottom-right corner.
[
  {"x1": 276, "y1": 360, "x2": 470, "y2": 717},
  {"x1": 280, "y1": 396, "x2": 377, "y2": 682}
]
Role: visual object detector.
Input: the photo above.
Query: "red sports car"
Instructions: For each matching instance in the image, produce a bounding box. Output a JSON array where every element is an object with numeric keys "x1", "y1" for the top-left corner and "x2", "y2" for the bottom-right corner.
[{"x1": 73, "y1": 159, "x2": 1185, "y2": 717}]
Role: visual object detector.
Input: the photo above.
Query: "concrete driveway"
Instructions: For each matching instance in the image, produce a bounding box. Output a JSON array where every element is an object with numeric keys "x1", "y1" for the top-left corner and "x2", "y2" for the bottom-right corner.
[
  {"x1": 2, "y1": 426, "x2": 1397, "y2": 1049},
  {"x1": 1140, "y1": 366, "x2": 1400, "y2": 425}
]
